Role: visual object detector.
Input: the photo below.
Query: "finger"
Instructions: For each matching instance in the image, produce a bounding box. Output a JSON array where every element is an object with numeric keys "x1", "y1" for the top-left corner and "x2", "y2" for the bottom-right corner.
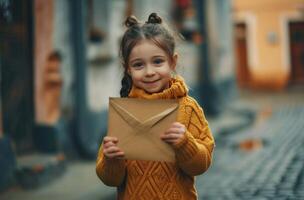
[
  {"x1": 165, "y1": 127, "x2": 184, "y2": 134},
  {"x1": 104, "y1": 136, "x2": 118, "y2": 142},
  {"x1": 104, "y1": 146, "x2": 122, "y2": 154},
  {"x1": 107, "y1": 149, "x2": 124, "y2": 156},
  {"x1": 103, "y1": 141, "x2": 116, "y2": 148},
  {"x1": 105, "y1": 136, "x2": 118, "y2": 142},
  {"x1": 162, "y1": 138, "x2": 179, "y2": 144},
  {"x1": 161, "y1": 133, "x2": 181, "y2": 140},
  {"x1": 171, "y1": 122, "x2": 184, "y2": 128},
  {"x1": 106, "y1": 151, "x2": 125, "y2": 159},
  {"x1": 162, "y1": 136, "x2": 184, "y2": 144},
  {"x1": 170, "y1": 123, "x2": 186, "y2": 132},
  {"x1": 103, "y1": 141, "x2": 117, "y2": 148},
  {"x1": 103, "y1": 136, "x2": 112, "y2": 143},
  {"x1": 164, "y1": 140, "x2": 177, "y2": 145},
  {"x1": 103, "y1": 136, "x2": 118, "y2": 144}
]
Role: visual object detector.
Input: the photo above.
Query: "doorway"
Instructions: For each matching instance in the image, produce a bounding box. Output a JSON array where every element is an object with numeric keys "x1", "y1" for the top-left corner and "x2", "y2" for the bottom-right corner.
[
  {"x1": 289, "y1": 21, "x2": 304, "y2": 84},
  {"x1": 234, "y1": 23, "x2": 250, "y2": 87},
  {"x1": 0, "y1": 0, "x2": 34, "y2": 153}
]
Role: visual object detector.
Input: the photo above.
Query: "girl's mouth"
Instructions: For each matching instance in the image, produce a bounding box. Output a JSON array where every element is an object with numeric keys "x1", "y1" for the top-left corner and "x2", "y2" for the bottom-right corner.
[{"x1": 143, "y1": 79, "x2": 160, "y2": 84}]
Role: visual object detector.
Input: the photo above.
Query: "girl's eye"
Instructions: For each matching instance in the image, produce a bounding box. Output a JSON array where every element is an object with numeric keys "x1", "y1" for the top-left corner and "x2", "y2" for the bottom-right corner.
[
  {"x1": 153, "y1": 59, "x2": 164, "y2": 65},
  {"x1": 132, "y1": 62, "x2": 143, "y2": 68}
]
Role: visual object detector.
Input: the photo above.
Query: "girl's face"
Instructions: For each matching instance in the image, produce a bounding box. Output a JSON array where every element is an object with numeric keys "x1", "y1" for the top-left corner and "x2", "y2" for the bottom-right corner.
[{"x1": 127, "y1": 39, "x2": 177, "y2": 94}]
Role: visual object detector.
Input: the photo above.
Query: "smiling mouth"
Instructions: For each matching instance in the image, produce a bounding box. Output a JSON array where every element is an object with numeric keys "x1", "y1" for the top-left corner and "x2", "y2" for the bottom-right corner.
[{"x1": 143, "y1": 79, "x2": 160, "y2": 84}]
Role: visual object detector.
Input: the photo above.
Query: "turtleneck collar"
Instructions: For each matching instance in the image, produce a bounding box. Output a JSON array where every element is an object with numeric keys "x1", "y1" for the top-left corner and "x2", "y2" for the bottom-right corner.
[{"x1": 128, "y1": 75, "x2": 188, "y2": 99}]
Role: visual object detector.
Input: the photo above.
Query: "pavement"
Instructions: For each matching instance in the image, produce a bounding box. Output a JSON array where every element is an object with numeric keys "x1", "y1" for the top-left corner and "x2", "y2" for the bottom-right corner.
[
  {"x1": 0, "y1": 161, "x2": 117, "y2": 200},
  {"x1": 1, "y1": 87, "x2": 303, "y2": 200},
  {"x1": 196, "y1": 86, "x2": 304, "y2": 200},
  {"x1": 198, "y1": 105, "x2": 304, "y2": 200}
]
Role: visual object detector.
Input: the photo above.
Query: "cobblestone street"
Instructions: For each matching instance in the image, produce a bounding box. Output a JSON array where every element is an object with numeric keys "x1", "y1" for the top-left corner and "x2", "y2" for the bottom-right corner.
[
  {"x1": 198, "y1": 106, "x2": 304, "y2": 199},
  {"x1": 195, "y1": 88, "x2": 304, "y2": 200}
]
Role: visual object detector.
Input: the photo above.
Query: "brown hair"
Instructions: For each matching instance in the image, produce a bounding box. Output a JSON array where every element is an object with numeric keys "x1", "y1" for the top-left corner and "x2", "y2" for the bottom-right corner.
[{"x1": 119, "y1": 13, "x2": 177, "y2": 97}]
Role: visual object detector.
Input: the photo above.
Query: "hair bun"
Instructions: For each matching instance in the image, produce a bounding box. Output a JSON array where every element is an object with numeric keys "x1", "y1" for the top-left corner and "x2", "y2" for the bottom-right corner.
[
  {"x1": 146, "y1": 13, "x2": 162, "y2": 24},
  {"x1": 125, "y1": 15, "x2": 139, "y2": 28}
]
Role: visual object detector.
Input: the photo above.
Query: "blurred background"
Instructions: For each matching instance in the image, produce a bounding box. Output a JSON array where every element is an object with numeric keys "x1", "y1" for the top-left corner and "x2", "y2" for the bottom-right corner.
[{"x1": 0, "y1": 0, "x2": 304, "y2": 199}]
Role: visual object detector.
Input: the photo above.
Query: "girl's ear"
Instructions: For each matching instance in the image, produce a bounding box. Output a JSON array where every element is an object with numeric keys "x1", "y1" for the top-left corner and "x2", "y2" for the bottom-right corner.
[{"x1": 170, "y1": 53, "x2": 178, "y2": 71}]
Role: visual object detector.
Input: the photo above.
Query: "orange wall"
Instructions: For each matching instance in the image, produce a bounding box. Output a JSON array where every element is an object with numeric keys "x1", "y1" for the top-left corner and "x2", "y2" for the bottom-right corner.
[
  {"x1": 234, "y1": 0, "x2": 304, "y2": 11},
  {"x1": 233, "y1": 0, "x2": 304, "y2": 89},
  {"x1": 35, "y1": 0, "x2": 54, "y2": 123}
]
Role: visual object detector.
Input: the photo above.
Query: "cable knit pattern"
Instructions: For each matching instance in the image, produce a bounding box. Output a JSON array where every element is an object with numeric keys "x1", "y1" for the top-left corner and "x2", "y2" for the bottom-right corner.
[{"x1": 96, "y1": 76, "x2": 215, "y2": 200}]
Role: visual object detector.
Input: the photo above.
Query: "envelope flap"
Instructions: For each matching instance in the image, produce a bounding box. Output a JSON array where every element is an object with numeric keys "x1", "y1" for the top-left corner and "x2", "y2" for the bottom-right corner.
[
  {"x1": 110, "y1": 99, "x2": 142, "y2": 128},
  {"x1": 141, "y1": 104, "x2": 178, "y2": 129},
  {"x1": 110, "y1": 98, "x2": 178, "y2": 118},
  {"x1": 110, "y1": 98, "x2": 179, "y2": 132}
]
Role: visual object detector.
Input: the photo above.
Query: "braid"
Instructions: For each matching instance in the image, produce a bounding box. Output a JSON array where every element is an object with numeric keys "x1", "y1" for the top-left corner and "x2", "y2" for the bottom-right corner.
[{"x1": 120, "y1": 72, "x2": 132, "y2": 97}]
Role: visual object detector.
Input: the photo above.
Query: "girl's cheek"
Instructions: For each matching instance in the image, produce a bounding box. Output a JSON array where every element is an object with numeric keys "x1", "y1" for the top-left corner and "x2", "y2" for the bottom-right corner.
[
  {"x1": 158, "y1": 66, "x2": 172, "y2": 75},
  {"x1": 130, "y1": 72, "x2": 141, "y2": 81},
  {"x1": 132, "y1": 70, "x2": 145, "y2": 79}
]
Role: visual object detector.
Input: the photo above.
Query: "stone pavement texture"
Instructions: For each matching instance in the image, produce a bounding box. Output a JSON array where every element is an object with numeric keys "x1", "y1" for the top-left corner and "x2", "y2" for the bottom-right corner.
[
  {"x1": 197, "y1": 105, "x2": 304, "y2": 200},
  {"x1": 0, "y1": 161, "x2": 117, "y2": 200},
  {"x1": 1, "y1": 87, "x2": 303, "y2": 200}
]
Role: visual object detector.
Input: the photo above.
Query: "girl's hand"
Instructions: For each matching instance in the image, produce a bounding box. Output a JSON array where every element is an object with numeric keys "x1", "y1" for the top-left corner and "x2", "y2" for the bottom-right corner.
[
  {"x1": 103, "y1": 136, "x2": 125, "y2": 159},
  {"x1": 161, "y1": 122, "x2": 186, "y2": 146}
]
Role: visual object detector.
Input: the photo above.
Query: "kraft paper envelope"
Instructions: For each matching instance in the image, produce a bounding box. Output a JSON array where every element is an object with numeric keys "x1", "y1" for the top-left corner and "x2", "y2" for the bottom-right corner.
[{"x1": 107, "y1": 97, "x2": 179, "y2": 162}]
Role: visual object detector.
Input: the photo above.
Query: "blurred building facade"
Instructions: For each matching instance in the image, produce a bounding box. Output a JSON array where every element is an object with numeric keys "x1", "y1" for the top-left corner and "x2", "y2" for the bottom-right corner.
[
  {"x1": 0, "y1": 0, "x2": 235, "y2": 191},
  {"x1": 233, "y1": 0, "x2": 304, "y2": 89}
]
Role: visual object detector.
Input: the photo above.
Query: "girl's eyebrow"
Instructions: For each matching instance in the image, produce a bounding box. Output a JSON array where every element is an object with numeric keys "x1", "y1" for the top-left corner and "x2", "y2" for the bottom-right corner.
[
  {"x1": 129, "y1": 55, "x2": 166, "y2": 63},
  {"x1": 152, "y1": 55, "x2": 166, "y2": 58},
  {"x1": 129, "y1": 58, "x2": 142, "y2": 63}
]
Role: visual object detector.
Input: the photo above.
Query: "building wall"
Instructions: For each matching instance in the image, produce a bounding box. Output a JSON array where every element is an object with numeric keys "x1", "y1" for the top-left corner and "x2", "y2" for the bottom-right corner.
[
  {"x1": 87, "y1": 0, "x2": 125, "y2": 112},
  {"x1": 233, "y1": 0, "x2": 304, "y2": 89},
  {"x1": 53, "y1": 0, "x2": 75, "y2": 118},
  {"x1": 207, "y1": 0, "x2": 235, "y2": 82},
  {"x1": 34, "y1": 0, "x2": 54, "y2": 122},
  {"x1": 133, "y1": 0, "x2": 173, "y2": 21}
]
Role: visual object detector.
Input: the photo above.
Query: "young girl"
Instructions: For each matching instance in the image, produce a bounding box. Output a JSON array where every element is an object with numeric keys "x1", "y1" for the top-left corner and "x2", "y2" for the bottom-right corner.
[{"x1": 96, "y1": 13, "x2": 215, "y2": 200}]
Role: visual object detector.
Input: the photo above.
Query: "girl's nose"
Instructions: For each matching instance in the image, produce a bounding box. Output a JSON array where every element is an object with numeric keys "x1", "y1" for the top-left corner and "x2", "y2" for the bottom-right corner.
[{"x1": 145, "y1": 66, "x2": 155, "y2": 76}]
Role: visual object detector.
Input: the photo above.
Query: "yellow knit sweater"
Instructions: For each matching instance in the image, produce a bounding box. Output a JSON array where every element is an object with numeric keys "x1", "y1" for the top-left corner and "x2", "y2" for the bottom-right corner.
[{"x1": 96, "y1": 76, "x2": 215, "y2": 200}]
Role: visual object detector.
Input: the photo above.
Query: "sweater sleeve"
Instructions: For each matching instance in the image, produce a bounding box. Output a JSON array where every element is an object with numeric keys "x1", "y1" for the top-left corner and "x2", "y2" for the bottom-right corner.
[
  {"x1": 95, "y1": 144, "x2": 126, "y2": 187},
  {"x1": 172, "y1": 99, "x2": 215, "y2": 176}
]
